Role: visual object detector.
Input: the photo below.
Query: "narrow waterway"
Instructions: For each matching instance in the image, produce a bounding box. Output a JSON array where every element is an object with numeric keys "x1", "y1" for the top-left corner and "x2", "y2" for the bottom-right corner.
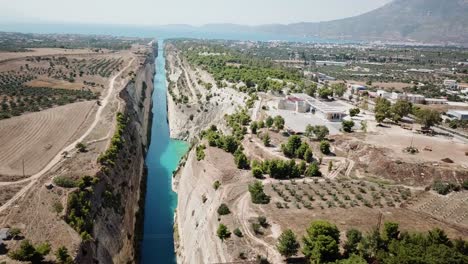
[{"x1": 141, "y1": 39, "x2": 189, "y2": 263}]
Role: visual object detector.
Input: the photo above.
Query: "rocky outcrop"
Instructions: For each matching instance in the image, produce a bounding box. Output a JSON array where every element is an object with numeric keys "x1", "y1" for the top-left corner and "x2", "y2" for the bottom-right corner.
[{"x1": 75, "y1": 44, "x2": 157, "y2": 264}]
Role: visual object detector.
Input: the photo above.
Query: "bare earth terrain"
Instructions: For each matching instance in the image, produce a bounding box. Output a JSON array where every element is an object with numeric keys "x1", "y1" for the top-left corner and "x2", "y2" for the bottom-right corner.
[{"x1": 0, "y1": 101, "x2": 95, "y2": 179}]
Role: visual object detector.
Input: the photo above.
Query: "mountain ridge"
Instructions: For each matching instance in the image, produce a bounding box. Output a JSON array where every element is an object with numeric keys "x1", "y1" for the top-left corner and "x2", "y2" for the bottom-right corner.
[{"x1": 171, "y1": 0, "x2": 468, "y2": 45}]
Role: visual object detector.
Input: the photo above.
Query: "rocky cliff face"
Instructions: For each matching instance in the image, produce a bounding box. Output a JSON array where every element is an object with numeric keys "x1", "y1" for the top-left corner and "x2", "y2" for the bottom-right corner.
[{"x1": 75, "y1": 45, "x2": 157, "y2": 264}]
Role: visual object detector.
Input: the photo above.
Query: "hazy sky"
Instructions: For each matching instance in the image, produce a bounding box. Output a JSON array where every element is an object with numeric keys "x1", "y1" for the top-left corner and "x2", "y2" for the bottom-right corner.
[{"x1": 0, "y1": 0, "x2": 392, "y2": 26}]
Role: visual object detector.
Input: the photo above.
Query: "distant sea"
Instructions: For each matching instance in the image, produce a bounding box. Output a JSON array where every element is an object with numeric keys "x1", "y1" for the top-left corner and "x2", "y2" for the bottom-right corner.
[{"x1": 0, "y1": 22, "x2": 347, "y2": 43}]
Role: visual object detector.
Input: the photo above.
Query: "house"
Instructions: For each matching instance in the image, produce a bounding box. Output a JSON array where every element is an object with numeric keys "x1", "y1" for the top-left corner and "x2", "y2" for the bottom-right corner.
[
  {"x1": 292, "y1": 93, "x2": 347, "y2": 121},
  {"x1": 444, "y1": 80, "x2": 458, "y2": 90},
  {"x1": 348, "y1": 84, "x2": 367, "y2": 93},
  {"x1": 447, "y1": 110, "x2": 468, "y2": 121},
  {"x1": 278, "y1": 96, "x2": 310, "y2": 113},
  {"x1": 390, "y1": 92, "x2": 425, "y2": 104},
  {"x1": 425, "y1": 98, "x2": 448, "y2": 105},
  {"x1": 315, "y1": 61, "x2": 349, "y2": 67},
  {"x1": 377, "y1": 90, "x2": 391, "y2": 99}
]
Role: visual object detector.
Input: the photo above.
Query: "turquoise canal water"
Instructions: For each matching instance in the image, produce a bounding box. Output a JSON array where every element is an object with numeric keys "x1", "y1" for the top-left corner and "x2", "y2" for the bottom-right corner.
[{"x1": 141, "y1": 40, "x2": 189, "y2": 264}]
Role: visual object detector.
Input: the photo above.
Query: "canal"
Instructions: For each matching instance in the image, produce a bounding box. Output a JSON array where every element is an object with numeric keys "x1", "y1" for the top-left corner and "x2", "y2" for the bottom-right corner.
[{"x1": 141, "y1": 39, "x2": 189, "y2": 264}]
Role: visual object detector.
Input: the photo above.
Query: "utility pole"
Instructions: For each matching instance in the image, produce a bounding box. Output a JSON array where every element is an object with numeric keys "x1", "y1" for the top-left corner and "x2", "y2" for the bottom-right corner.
[{"x1": 22, "y1": 159, "x2": 25, "y2": 178}]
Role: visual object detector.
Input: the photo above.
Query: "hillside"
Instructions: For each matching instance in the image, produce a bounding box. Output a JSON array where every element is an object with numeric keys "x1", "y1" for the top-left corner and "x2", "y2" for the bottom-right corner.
[
  {"x1": 269, "y1": 0, "x2": 468, "y2": 44},
  {"x1": 188, "y1": 0, "x2": 468, "y2": 45}
]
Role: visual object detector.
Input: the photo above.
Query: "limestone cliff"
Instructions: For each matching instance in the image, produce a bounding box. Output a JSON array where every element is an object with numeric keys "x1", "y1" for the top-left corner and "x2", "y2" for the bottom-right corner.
[{"x1": 75, "y1": 44, "x2": 157, "y2": 264}]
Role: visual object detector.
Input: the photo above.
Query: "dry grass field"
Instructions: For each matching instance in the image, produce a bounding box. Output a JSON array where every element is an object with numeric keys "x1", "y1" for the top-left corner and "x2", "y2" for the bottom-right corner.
[
  {"x1": 0, "y1": 101, "x2": 95, "y2": 179},
  {"x1": 0, "y1": 48, "x2": 96, "y2": 62}
]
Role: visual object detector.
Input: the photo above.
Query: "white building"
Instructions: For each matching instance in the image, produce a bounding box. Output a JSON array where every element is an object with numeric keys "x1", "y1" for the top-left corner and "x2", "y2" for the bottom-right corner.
[
  {"x1": 425, "y1": 98, "x2": 448, "y2": 105},
  {"x1": 444, "y1": 80, "x2": 458, "y2": 90},
  {"x1": 447, "y1": 110, "x2": 468, "y2": 121},
  {"x1": 377, "y1": 90, "x2": 391, "y2": 99},
  {"x1": 278, "y1": 96, "x2": 311, "y2": 113},
  {"x1": 348, "y1": 84, "x2": 367, "y2": 92},
  {"x1": 315, "y1": 61, "x2": 349, "y2": 67},
  {"x1": 292, "y1": 93, "x2": 347, "y2": 121},
  {"x1": 391, "y1": 92, "x2": 425, "y2": 104}
]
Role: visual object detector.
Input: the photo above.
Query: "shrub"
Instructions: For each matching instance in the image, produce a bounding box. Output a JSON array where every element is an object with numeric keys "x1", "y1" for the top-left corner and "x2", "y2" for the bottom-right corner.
[
  {"x1": 252, "y1": 166, "x2": 263, "y2": 178},
  {"x1": 196, "y1": 144, "x2": 206, "y2": 161},
  {"x1": 213, "y1": 180, "x2": 221, "y2": 190},
  {"x1": 258, "y1": 216, "x2": 268, "y2": 227},
  {"x1": 55, "y1": 246, "x2": 73, "y2": 264},
  {"x1": 76, "y1": 142, "x2": 87, "y2": 152},
  {"x1": 349, "y1": 108, "x2": 360, "y2": 117},
  {"x1": 263, "y1": 133, "x2": 271, "y2": 146},
  {"x1": 217, "y1": 224, "x2": 231, "y2": 241},
  {"x1": 53, "y1": 176, "x2": 78, "y2": 188},
  {"x1": 463, "y1": 180, "x2": 468, "y2": 190},
  {"x1": 8, "y1": 240, "x2": 50, "y2": 262},
  {"x1": 252, "y1": 222, "x2": 262, "y2": 235},
  {"x1": 217, "y1": 203, "x2": 231, "y2": 215},
  {"x1": 342, "y1": 120, "x2": 355, "y2": 133},
  {"x1": 320, "y1": 140, "x2": 331, "y2": 154},
  {"x1": 432, "y1": 181, "x2": 457, "y2": 195},
  {"x1": 234, "y1": 228, "x2": 243, "y2": 237}
]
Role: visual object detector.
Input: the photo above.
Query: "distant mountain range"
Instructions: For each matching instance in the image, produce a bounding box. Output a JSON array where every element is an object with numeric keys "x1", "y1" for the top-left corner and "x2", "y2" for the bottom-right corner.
[{"x1": 167, "y1": 0, "x2": 468, "y2": 45}]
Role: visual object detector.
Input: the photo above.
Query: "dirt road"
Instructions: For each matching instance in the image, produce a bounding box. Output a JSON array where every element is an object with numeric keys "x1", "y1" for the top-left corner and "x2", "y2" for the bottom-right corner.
[{"x1": 0, "y1": 58, "x2": 135, "y2": 214}]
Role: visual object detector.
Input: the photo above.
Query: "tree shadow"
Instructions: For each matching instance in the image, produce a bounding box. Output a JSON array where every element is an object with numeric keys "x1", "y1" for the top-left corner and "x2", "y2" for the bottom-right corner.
[
  {"x1": 0, "y1": 243, "x2": 7, "y2": 255},
  {"x1": 286, "y1": 256, "x2": 307, "y2": 263}
]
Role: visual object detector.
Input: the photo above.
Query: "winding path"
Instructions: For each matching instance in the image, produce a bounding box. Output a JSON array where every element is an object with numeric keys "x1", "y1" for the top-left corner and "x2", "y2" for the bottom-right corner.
[{"x1": 0, "y1": 58, "x2": 135, "y2": 214}]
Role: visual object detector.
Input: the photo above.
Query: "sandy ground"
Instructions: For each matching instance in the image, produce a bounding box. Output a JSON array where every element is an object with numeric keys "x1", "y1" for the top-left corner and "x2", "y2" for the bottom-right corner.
[
  {"x1": 366, "y1": 123, "x2": 468, "y2": 167},
  {"x1": 0, "y1": 101, "x2": 96, "y2": 178},
  {"x1": 0, "y1": 48, "x2": 142, "y2": 262}
]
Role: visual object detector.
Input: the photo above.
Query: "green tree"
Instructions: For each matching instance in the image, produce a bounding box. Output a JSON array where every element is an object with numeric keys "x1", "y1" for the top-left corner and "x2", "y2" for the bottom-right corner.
[
  {"x1": 221, "y1": 135, "x2": 239, "y2": 153},
  {"x1": 282, "y1": 135, "x2": 302, "y2": 158},
  {"x1": 305, "y1": 124, "x2": 314, "y2": 139},
  {"x1": 313, "y1": 126, "x2": 329, "y2": 141},
  {"x1": 274, "y1": 115, "x2": 285, "y2": 130},
  {"x1": 295, "y1": 142, "x2": 310, "y2": 159},
  {"x1": 302, "y1": 220, "x2": 341, "y2": 263},
  {"x1": 234, "y1": 149, "x2": 249, "y2": 169},
  {"x1": 375, "y1": 97, "x2": 391, "y2": 123},
  {"x1": 217, "y1": 203, "x2": 231, "y2": 215},
  {"x1": 248, "y1": 181, "x2": 270, "y2": 204},
  {"x1": 414, "y1": 108, "x2": 441, "y2": 129},
  {"x1": 349, "y1": 108, "x2": 360, "y2": 117},
  {"x1": 252, "y1": 166, "x2": 263, "y2": 178},
  {"x1": 55, "y1": 246, "x2": 73, "y2": 264},
  {"x1": 304, "y1": 148, "x2": 313, "y2": 163},
  {"x1": 265, "y1": 116, "x2": 274, "y2": 128},
  {"x1": 383, "y1": 222, "x2": 400, "y2": 242},
  {"x1": 318, "y1": 88, "x2": 333, "y2": 99},
  {"x1": 217, "y1": 224, "x2": 231, "y2": 241},
  {"x1": 391, "y1": 100, "x2": 412, "y2": 123},
  {"x1": 250, "y1": 121, "x2": 258, "y2": 134},
  {"x1": 8, "y1": 240, "x2": 50, "y2": 263},
  {"x1": 320, "y1": 140, "x2": 331, "y2": 154},
  {"x1": 332, "y1": 83, "x2": 347, "y2": 97},
  {"x1": 299, "y1": 161, "x2": 307, "y2": 175},
  {"x1": 263, "y1": 133, "x2": 271, "y2": 147},
  {"x1": 306, "y1": 162, "x2": 322, "y2": 177},
  {"x1": 342, "y1": 120, "x2": 355, "y2": 133},
  {"x1": 277, "y1": 229, "x2": 300, "y2": 259},
  {"x1": 344, "y1": 229, "x2": 363, "y2": 257}
]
